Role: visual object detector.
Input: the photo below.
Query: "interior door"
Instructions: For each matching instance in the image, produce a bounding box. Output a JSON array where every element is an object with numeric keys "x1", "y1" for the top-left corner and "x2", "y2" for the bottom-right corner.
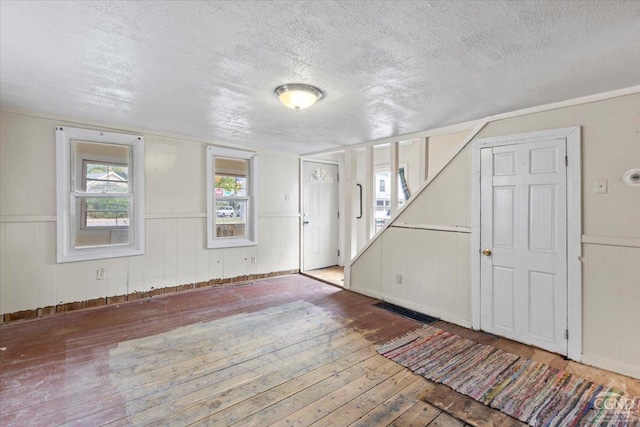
[
  {"x1": 480, "y1": 138, "x2": 568, "y2": 355},
  {"x1": 303, "y1": 161, "x2": 339, "y2": 271}
]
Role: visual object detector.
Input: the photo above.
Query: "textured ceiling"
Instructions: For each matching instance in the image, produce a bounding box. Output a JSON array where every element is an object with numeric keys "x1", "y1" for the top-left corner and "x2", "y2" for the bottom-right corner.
[{"x1": 1, "y1": 1, "x2": 640, "y2": 155}]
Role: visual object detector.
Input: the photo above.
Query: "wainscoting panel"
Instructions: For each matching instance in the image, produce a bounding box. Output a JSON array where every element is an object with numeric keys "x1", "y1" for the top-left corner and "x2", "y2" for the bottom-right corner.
[
  {"x1": 352, "y1": 227, "x2": 472, "y2": 328},
  {"x1": 0, "y1": 215, "x2": 300, "y2": 316}
]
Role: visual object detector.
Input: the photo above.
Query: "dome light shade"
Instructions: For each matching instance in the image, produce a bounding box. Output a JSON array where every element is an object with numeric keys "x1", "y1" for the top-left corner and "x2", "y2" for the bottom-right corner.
[{"x1": 274, "y1": 84, "x2": 324, "y2": 110}]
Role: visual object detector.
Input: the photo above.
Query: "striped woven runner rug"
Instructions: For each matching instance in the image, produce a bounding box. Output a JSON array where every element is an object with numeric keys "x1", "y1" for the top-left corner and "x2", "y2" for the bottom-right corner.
[{"x1": 377, "y1": 325, "x2": 640, "y2": 426}]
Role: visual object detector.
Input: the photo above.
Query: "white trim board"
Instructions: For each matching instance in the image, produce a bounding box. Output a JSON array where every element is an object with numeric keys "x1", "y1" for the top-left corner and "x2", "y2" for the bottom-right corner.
[
  {"x1": 304, "y1": 85, "x2": 640, "y2": 157},
  {"x1": 145, "y1": 213, "x2": 206, "y2": 219},
  {"x1": 1, "y1": 212, "x2": 303, "y2": 223},
  {"x1": 0, "y1": 215, "x2": 57, "y2": 223},
  {"x1": 582, "y1": 235, "x2": 640, "y2": 248},
  {"x1": 1, "y1": 108, "x2": 299, "y2": 159},
  {"x1": 348, "y1": 120, "x2": 488, "y2": 267},
  {"x1": 391, "y1": 224, "x2": 471, "y2": 233},
  {"x1": 470, "y1": 127, "x2": 582, "y2": 362},
  {"x1": 305, "y1": 120, "x2": 484, "y2": 157}
]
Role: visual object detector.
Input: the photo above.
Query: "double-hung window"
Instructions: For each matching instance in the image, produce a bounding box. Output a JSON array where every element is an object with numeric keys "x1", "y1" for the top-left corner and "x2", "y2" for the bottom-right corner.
[
  {"x1": 206, "y1": 147, "x2": 257, "y2": 248},
  {"x1": 56, "y1": 126, "x2": 145, "y2": 262}
]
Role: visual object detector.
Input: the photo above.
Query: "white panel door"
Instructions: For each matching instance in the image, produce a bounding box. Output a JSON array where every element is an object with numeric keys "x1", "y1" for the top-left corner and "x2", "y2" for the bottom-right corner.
[
  {"x1": 480, "y1": 139, "x2": 568, "y2": 355},
  {"x1": 303, "y1": 162, "x2": 338, "y2": 271}
]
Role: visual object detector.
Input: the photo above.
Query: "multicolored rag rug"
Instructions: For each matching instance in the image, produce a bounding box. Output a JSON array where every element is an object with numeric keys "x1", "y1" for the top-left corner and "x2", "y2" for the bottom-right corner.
[{"x1": 377, "y1": 326, "x2": 640, "y2": 426}]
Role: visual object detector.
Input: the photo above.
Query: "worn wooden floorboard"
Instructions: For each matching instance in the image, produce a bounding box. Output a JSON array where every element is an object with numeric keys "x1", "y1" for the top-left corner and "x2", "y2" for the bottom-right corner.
[
  {"x1": 225, "y1": 353, "x2": 391, "y2": 427},
  {"x1": 204, "y1": 347, "x2": 384, "y2": 426},
  {"x1": 388, "y1": 400, "x2": 441, "y2": 427},
  {"x1": 3, "y1": 289, "x2": 379, "y2": 418},
  {"x1": 22, "y1": 319, "x2": 351, "y2": 425},
  {"x1": 3, "y1": 274, "x2": 631, "y2": 427},
  {"x1": 105, "y1": 331, "x2": 375, "y2": 426},
  {"x1": 346, "y1": 377, "x2": 431, "y2": 427},
  {"x1": 5, "y1": 303, "x2": 339, "y2": 417},
  {"x1": 0, "y1": 277, "x2": 336, "y2": 365}
]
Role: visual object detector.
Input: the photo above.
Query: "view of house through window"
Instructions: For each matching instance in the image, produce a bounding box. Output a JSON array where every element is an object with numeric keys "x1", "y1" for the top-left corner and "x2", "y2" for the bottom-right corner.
[
  {"x1": 82, "y1": 161, "x2": 130, "y2": 228},
  {"x1": 214, "y1": 156, "x2": 248, "y2": 238},
  {"x1": 73, "y1": 140, "x2": 132, "y2": 248},
  {"x1": 374, "y1": 166, "x2": 408, "y2": 232}
]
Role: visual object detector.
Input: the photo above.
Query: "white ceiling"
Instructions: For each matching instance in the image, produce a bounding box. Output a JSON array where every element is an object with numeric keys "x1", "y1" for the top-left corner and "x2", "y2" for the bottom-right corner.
[{"x1": 1, "y1": 1, "x2": 640, "y2": 155}]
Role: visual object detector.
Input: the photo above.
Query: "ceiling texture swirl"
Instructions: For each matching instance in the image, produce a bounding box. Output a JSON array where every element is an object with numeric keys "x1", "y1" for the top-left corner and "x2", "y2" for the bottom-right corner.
[{"x1": 1, "y1": 1, "x2": 640, "y2": 154}]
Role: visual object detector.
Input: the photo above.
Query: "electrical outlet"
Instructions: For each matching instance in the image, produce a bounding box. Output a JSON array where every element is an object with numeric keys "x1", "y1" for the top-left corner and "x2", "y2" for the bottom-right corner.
[
  {"x1": 97, "y1": 268, "x2": 106, "y2": 281},
  {"x1": 395, "y1": 274, "x2": 403, "y2": 284},
  {"x1": 251, "y1": 255, "x2": 257, "y2": 263},
  {"x1": 284, "y1": 193, "x2": 291, "y2": 201},
  {"x1": 594, "y1": 179, "x2": 608, "y2": 194}
]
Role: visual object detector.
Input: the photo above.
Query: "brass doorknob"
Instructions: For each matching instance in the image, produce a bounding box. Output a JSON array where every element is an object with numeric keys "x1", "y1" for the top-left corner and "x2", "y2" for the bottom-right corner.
[{"x1": 482, "y1": 249, "x2": 492, "y2": 256}]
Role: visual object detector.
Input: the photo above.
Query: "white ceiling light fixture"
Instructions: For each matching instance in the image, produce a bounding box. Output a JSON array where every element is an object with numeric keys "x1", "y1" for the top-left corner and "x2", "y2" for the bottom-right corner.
[{"x1": 274, "y1": 84, "x2": 324, "y2": 111}]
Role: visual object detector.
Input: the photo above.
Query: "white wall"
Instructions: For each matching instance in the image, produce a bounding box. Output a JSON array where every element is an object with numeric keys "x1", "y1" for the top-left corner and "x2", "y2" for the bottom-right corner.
[
  {"x1": 351, "y1": 93, "x2": 640, "y2": 378},
  {"x1": 0, "y1": 110, "x2": 300, "y2": 314},
  {"x1": 427, "y1": 130, "x2": 471, "y2": 181},
  {"x1": 351, "y1": 227, "x2": 471, "y2": 327}
]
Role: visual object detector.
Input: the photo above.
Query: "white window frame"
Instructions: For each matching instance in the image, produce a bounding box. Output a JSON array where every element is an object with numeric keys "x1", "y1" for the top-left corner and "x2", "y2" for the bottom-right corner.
[
  {"x1": 206, "y1": 146, "x2": 258, "y2": 248},
  {"x1": 56, "y1": 126, "x2": 145, "y2": 263}
]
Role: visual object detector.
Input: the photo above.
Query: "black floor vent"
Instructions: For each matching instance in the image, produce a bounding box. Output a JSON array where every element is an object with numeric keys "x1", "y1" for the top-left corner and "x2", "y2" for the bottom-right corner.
[{"x1": 373, "y1": 302, "x2": 438, "y2": 324}]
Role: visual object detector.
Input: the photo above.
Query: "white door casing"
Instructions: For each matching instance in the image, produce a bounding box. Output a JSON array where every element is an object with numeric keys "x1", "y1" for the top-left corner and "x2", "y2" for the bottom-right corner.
[
  {"x1": 471, "y1": 127, "x2": 582, "y2": 361},
  {"x1": 303, "y1": 161, "x2": 339, "y2": 271}
]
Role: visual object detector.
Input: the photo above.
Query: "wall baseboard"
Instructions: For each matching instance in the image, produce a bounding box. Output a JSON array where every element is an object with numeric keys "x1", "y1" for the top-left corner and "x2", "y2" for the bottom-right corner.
[
  {"x1": 0, "y1": 269, "x2": 299, "y2": 324},
  {"x1": 580, "y1": 354, "x2": 640, "y2": 380}
]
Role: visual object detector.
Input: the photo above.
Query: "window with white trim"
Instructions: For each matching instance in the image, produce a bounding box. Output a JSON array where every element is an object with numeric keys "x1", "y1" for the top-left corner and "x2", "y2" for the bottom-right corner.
[
  {"x1": 56, "y1": 126, "x2": 145, "y2": 263},
  {"x1": 206, "y1": 147, "x2": 257, "y2": 248}
]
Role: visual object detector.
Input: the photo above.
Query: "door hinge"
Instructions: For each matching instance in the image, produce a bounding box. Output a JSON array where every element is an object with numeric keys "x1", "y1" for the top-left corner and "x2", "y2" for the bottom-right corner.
[
  {"x1": 337, "y1": 172, "x2": 340, "y2": 182},
  {"x1": 565, "y1": 329, "x2": 569, "y2": 340},
  {"x1": 337, "y1": 211, "x2": 340, "y2": 218},
  {"x1": 338, "y1": 249, "x2": 340, "y2": 256},
  {"x1": 565, "y1": 156, "x2": 568, "y2": 166}
]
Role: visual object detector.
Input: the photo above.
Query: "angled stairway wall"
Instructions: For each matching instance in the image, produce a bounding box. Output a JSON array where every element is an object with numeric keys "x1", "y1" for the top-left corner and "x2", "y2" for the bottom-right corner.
[
  {"x1": 348, "y1": 92, "x2": 640, "y2": 378},
  {"x1": 350, "y1": 141, "x2": 475, "y2": 327}
]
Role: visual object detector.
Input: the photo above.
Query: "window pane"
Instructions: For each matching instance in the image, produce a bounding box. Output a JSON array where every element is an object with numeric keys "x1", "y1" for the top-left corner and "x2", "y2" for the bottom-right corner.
[
  {"x1": 374, "y1": 144, "x2": 391, "y2": 233},
  {"x1": 374, "y1": 171, "x2": 391, "y2": 232},
  {"x1": 74, "y1": 141, "x2": 130, "y2": 192},
  {"x1": 73, "y1": 196, "x2": 131, "y2": 248},
  {"x1": 215, "y1": 200, "x2": 246, "y2": 238},
  {"x1": 398, "y1": 140, "x2": 420, "y2": 209},
  {"x1": 310, "y1": 167, "x2": 333, "y2": 182},
  {"x1": 84, "y1": 197, "x2": 130, "y2": 228},
  {"x1": 215, "y1": 157, "x2": 248, "y2": 196},
  {"x1": 85, "y1": 163, "x2": 129, "y2": 193}
]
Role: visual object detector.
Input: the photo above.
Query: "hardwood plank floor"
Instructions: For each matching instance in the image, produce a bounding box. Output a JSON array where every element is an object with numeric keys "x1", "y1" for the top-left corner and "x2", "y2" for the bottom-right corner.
[{"x1": 0, "y1": 274, "x2": 635, "y2": 426}]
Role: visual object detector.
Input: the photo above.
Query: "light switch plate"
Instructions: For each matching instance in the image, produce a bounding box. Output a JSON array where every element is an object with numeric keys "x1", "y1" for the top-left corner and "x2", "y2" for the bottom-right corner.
[{"x1": 594, "y1": 179, "x2": 608, "y2": 194}]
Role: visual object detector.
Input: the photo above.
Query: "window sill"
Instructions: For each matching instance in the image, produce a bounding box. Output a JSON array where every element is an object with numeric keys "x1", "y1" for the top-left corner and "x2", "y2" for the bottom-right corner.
[{"x1": 207, "y1": 238, "x2": 257, "y2": 249}]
